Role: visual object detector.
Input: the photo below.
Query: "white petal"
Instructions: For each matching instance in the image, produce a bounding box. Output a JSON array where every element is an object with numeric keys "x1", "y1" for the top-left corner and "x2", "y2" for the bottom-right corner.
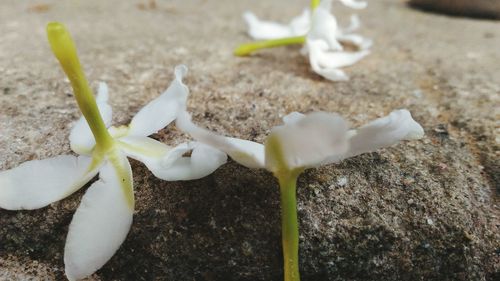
[
  {"x1": 341, "y1": 14, "x2": 361, "y2": 34},
  {"x1": 0, "y1": 155, "x2": 100, "y2": 210},
  {"x1": 307, "y1": 40, "x2": 369, "y2": 81},
  {"x1": 64, "y1": 156, "x2": 134, "y2": 281},
  {"x1": 243, "y1": 10, "x2": 310, "y2": 40},
  {"x1": 282, "y1": 112, "x2": 306, "y2": 125},
  {"x1": 308, "y1": 0, "x2": 343, "y2": 51},
  {"x1": 289, "y1": 9, "x2": 311, "y2": 36},
  {"x1": 176, "y1": 112, "x2": 265, "y2": 169},
  {"x1": 265, "y1": 112, "x2": 350, "y2": 172},
  {"x1": 336, "y1": 34, "x2": 373, "y2": 50},
  {"x1": 96, "y1": 82, "x2": 109, "y2": 103},
  {"x1": 311, "y1": 40, "x2": 370, "y2": 68},
  {"x1": 117, "y1": 135, "x2": 171, "y2": 176},
  {"x1": 308, "y1": 43, "x2": 348, "y2": 81},
  {"x1": 127, "y1": 65, "x2": 189, "y2": 137},
  {"x1": 69, "y1": 82, "x2": 113, "y2": 155},
  {"x1": 342, "y1": 109, "x2": 424, "y2": 159},
  {"x1": 338, "y1": 0, "x2": 367, "y2": 9},
  {"x1": 153, "y1": 142, "x2": 227, "y2": 181}
]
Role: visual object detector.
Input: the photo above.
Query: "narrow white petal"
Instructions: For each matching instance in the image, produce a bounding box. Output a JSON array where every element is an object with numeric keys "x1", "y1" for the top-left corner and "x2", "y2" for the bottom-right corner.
[
  {"x1": 308, "y1": 0, "x2": 343, "y2": 51},
  {"x1": 342, "y1": 109, "x2": 425, "y2": 159},
  {"x1": 176, "y1": 112, "x2": 265, "y2": 169},
  {"x1": 338, "y1": 0, "x2": 367, "y2": 9},
  {"x1": 154, "y1": 142, "x2": 227, "y2": 181},
  {"x1": 265, "y1": 112, "x2": 350, "y2": 172},
  {"x1": 64, "y1": 156, "x2": 134, "y2": 281},
  {"x1": 243, "y1": 11, "x2": 296, "y2": 40},
  {"x1": 96, "y1": 82, "x2": 109, "y2": 103},
  {"x1": 127, "y1": 65, "x2": 189, "y2": 137},
  {"x1": 69, "y1": 82, "x2": 113, "y2": 155},
  {"x1": 0, "y1": 155, "x2": 100, "y2": 210}
]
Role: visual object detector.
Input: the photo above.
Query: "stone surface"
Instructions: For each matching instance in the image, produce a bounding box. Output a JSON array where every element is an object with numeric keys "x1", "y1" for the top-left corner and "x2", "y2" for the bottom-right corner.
[
  {"x1": 409, "y1": 0, "x2": 500, "y2": 19},
  {"x1": 0, "y1": 0, "x2": 499, "y2": 280}
]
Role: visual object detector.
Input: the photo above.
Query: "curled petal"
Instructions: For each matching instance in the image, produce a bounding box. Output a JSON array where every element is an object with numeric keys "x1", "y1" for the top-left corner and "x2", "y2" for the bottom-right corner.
[
  {"x1": 176, "y1": 112, "x2": 265, "y2": 169},
  {"x1": 69, "y1": 82, "x2": 112, "y2": 155},
  {"x1": 154, "y1": 142, "x2": 227, "y2": 181},
  {"x1": 243, "y1": 10, "x2": 310, "y2": 40},
  {"x1": 336, "y1": 33, "x2": 373, "y2": 50},
  {"x1": 309, "y1": 40, "x2": 370, "y2": 68},
  {"x1": 128, "y1": 65, "x2": 189, "y2": 137},
  {"x1": 265, "y1": 112, "x2": 350, "y2": 172},
  {"x1": 119, "y1": 136, "x2": 226, "y2": 180},
  {"x1": 64, "y1": 156, "x2": 134, "y2": 281},
  {"x1": 117, "y1": 136, "x2": 172, "y2": 172},
  {"x1": 308, "y1": 40, "x2": 369, "y2": 81},
  {"x1": 0, "y1": 155, "x2": 100, "y2": 210},
  {"x1": 342, "y1": 109, "x2": 424, "y2": 159},
  {"x1": 338, "y1": 0, "x2": 367, "y2": 9}
]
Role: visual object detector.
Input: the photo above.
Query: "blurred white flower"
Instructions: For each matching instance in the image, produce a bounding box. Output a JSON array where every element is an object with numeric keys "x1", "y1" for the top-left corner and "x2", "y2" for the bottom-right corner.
[{"x1": 240, "y1": 0, "x2": 372, "y2": 81}]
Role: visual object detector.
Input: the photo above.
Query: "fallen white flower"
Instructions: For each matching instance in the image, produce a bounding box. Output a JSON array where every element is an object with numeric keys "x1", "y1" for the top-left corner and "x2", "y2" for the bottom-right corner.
[
  {"x1": 176, "y1": 106, "x2": 424, "y2": 281},
  {"x1": 177, "y1": 109, "x2": 424, "y2": 173},
  {"x1": 0, "y1": 23, "x2": 226, "y2": 281},
  {"x1": 245, "y1": 1, "x2": 370, "y2": 49},
  {"x1": 239, "y1": 0, "x2": 372, "y2": 81}
]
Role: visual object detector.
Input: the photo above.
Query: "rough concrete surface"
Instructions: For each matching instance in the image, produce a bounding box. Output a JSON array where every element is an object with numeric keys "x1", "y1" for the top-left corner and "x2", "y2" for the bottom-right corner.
[{"x1": 0, "y1": 0, "x2": 499, "y2": 280}]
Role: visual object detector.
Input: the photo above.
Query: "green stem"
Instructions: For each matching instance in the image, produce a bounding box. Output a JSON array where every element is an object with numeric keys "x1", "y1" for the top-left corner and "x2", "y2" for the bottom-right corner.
[
  {"x1": 234, "y1": 36, "x2": 306, "y2": 56},
  {"x1": 278, "y1": 173, "x2": 301, "y2": 281},
  {"x1": 310, "y1": 0, "x2": 321, "y2": 10},
  {"x1": 46, "y1": 22, "x2": 114, "y2": 151}
]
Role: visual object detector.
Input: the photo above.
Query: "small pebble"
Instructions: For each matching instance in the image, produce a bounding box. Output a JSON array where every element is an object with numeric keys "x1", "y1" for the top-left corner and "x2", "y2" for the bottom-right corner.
[{"x1": 337, "y1": 176, "x2": 348, "y2": 187}]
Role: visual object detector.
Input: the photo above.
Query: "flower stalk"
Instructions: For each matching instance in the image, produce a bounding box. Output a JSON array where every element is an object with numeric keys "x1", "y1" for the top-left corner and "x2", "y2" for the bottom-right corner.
[
  {"x1": 234, "y1": 36, "x2": 305, "y2": 56},
  {"x1": 234, "y1": 0, "x2": 323, "y2": 56},
  {"x1": 46, "y1": 22, "x2": 114, "y2": 151},
  {"x1": 310, "y1": 0, "x2": 321, "y2": 10},
  {"x1": 278, "y1": 173, "x2": 301, "y2": 281},
  {"x1": 267, "y1": 132, "x2": 303, "y2": 281}
]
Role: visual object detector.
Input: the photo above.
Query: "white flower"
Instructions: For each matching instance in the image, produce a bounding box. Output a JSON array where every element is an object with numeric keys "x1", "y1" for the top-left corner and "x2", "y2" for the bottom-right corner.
[
  {"x1": 241, "y1": 0, "x2": 372, "y2": 81},
  {"x1": 0, "y1": 23, "x2": 226, "y2": 281},
  {"x1": 245, "y1": 0, "x2": 369, "y2": 44},
  {"x1": 177, "y1": 106, "x2": 424, "y2": 281},
  {"x1": 177, "y1": 109, "x2": 424, "y2": 174},
  {"x1": 304, "y1": 0, "x2": 371, "y2": 81}
]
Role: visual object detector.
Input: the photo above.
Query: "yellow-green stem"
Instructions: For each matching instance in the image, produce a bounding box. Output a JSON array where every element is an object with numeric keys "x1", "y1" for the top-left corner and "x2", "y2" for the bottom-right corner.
[
  {"x1": 234, "y1": 36, "x2": 306, "y2": 56},
  {"x1": 46, "y1": 22, "x2": 114, "y2": 150},
  {"x1": 310, "y1": 0, "x2": 321, "y2": 10},
  {"x1": 278, "y1": 173, "x2": 301, "y2": 281}
]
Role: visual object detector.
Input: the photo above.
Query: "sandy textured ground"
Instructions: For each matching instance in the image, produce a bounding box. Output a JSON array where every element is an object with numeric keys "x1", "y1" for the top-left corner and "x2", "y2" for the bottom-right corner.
[{"x1": 0, "y1": 0, "x2": 499, "y2": 280}]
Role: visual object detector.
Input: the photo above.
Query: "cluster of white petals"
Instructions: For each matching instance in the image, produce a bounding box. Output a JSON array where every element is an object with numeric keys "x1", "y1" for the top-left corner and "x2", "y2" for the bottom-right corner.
[
  {"x1": 0, "y1": 65, "x2": 226, "y2": 281},
  {"x1": 243, "y1": 0, "x2": 372, "y2": 81}
]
